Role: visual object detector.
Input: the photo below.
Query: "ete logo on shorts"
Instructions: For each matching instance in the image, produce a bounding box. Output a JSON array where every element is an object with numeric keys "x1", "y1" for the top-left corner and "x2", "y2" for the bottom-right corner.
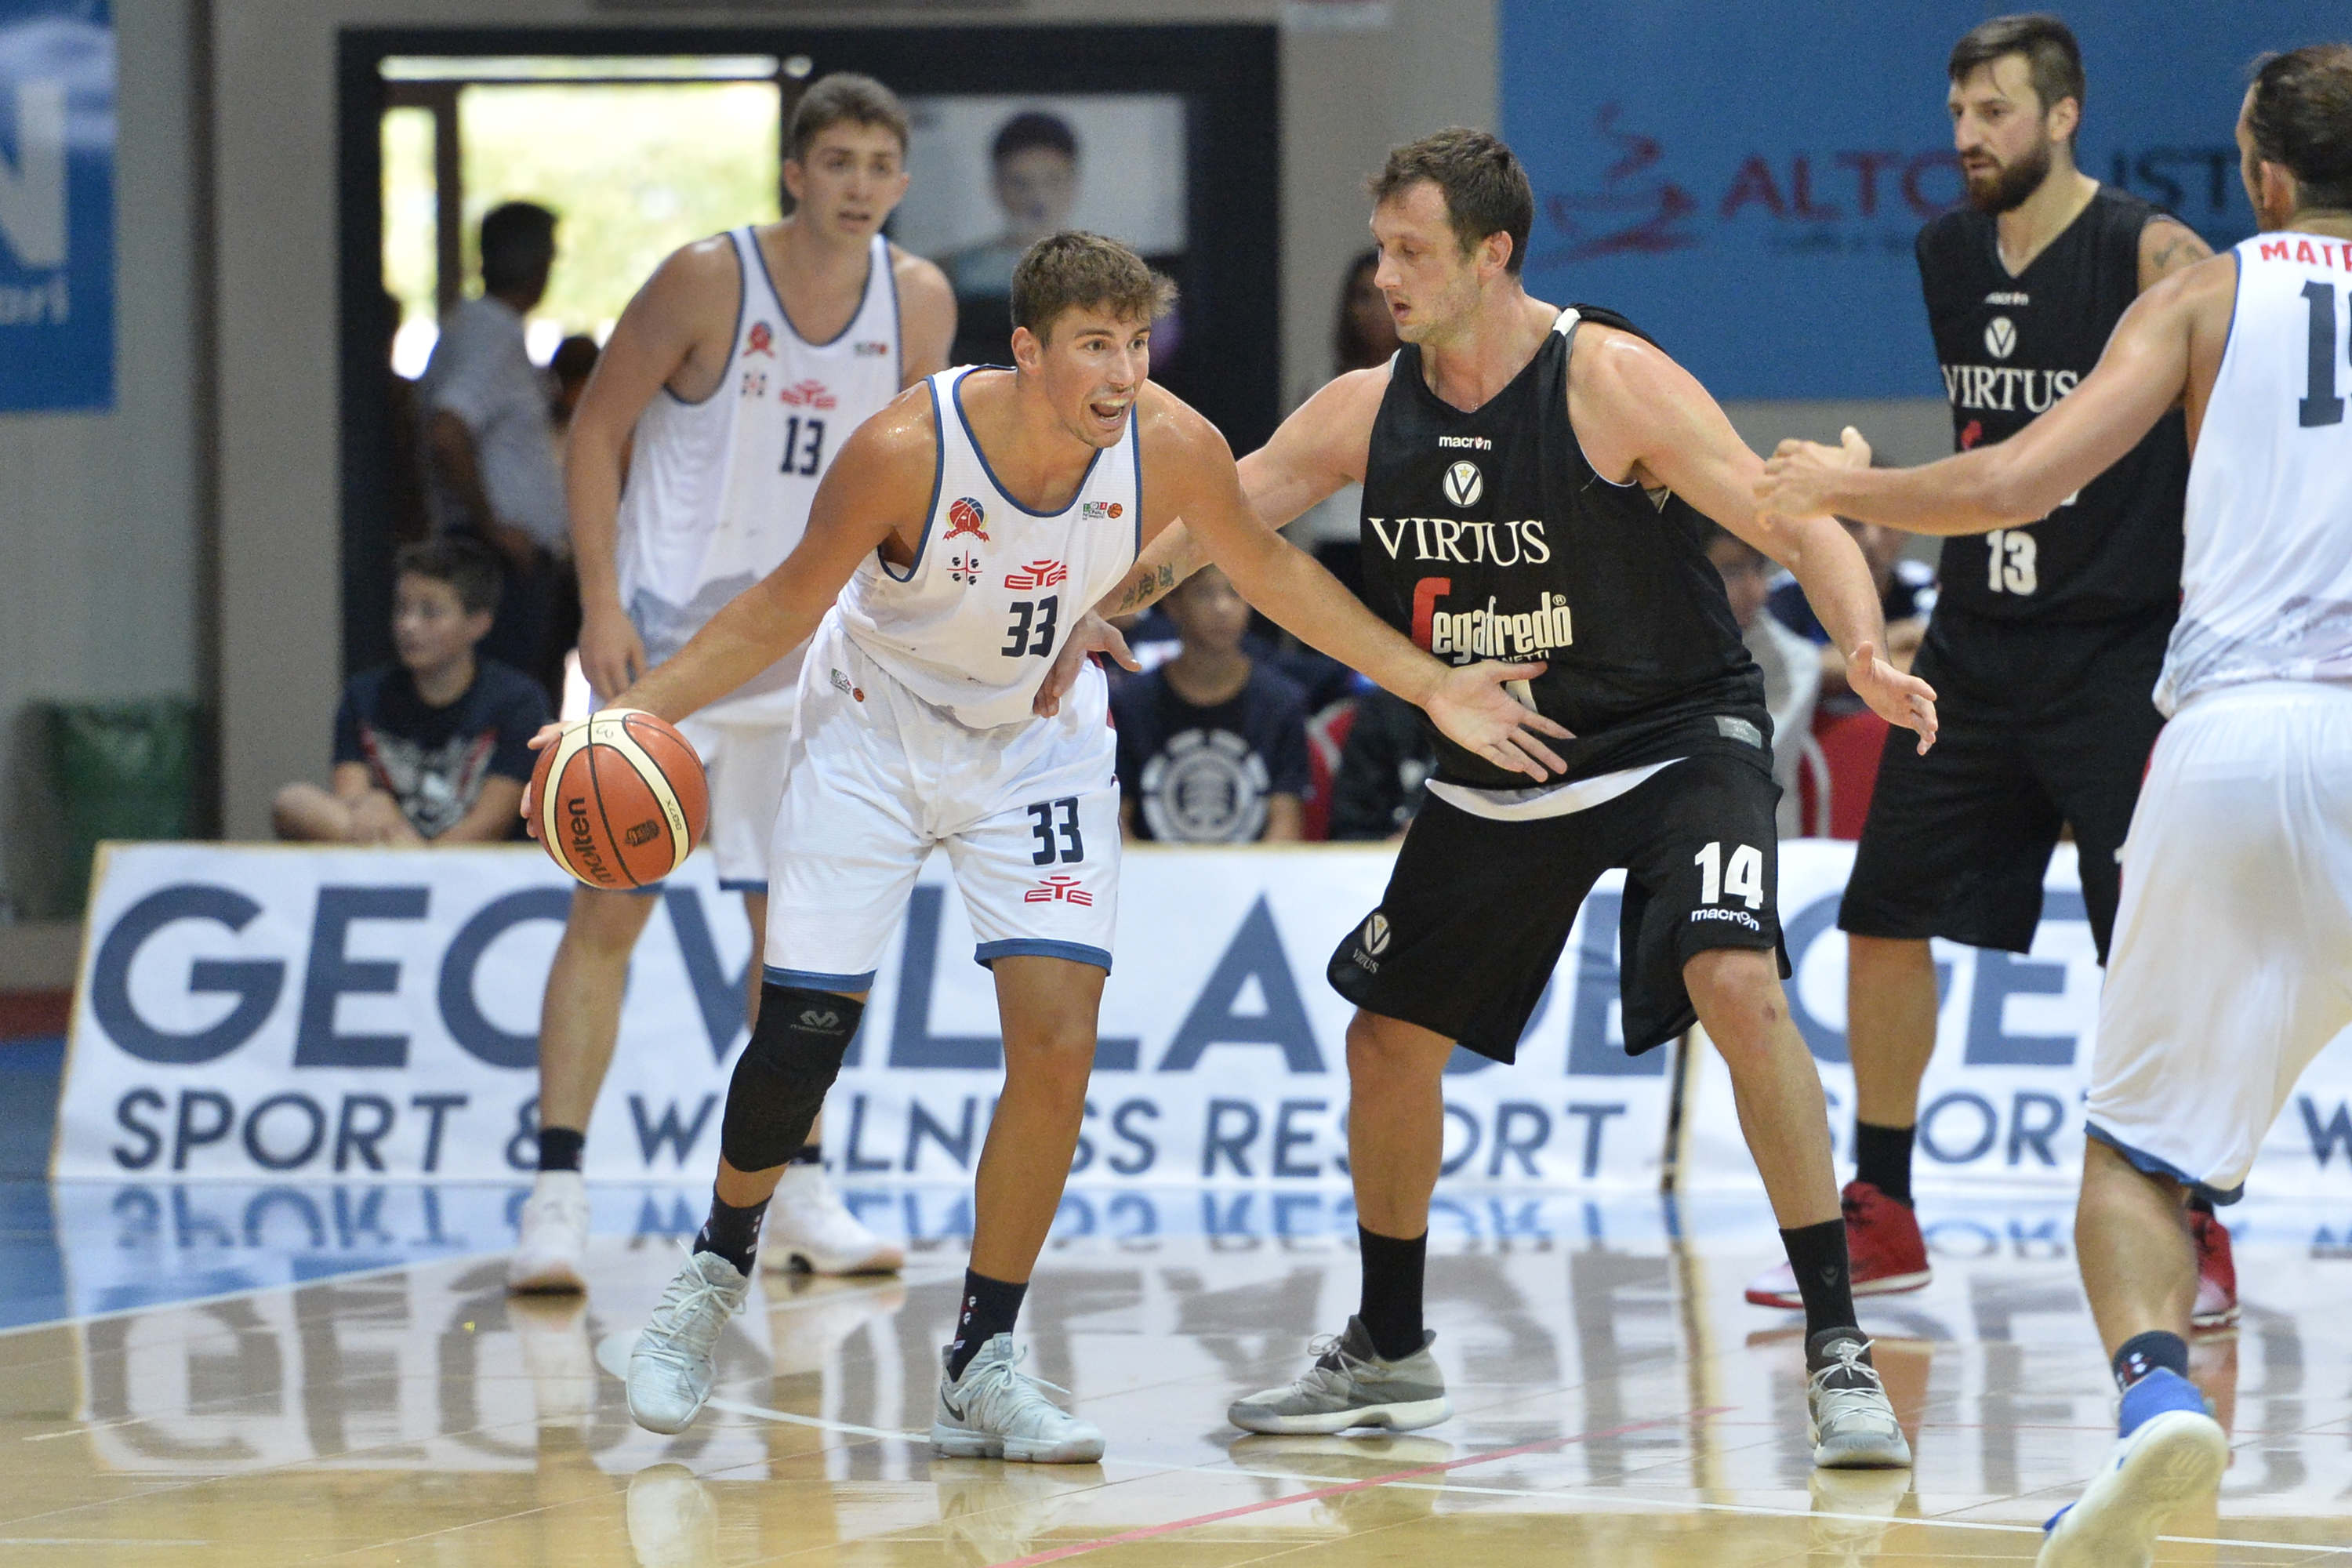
[
  {"x1": 1025, "y1": 874, "x2": 1094, "y2": 906},
  {"x1": 1442, "y1": 461, "x2": 1483, "y2": 508},
  {"x1": 1984, "y1": 316, "x2": 2018, "y2": 359},
  {"x1": 946, "y1": 496, "x2": 989, "y2": 542},
  {"x1": 1362, "y1": 911, "x2": 1392, "y2": 956}
]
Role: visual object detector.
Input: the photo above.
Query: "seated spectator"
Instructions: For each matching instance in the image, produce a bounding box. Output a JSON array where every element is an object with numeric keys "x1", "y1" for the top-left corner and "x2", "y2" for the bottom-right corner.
[
  {"x1": 1767, "y1": 517, "x2": 1933, "y2": 700},
  {"x1": 1112, "y1": 566, "x2": 1311, "y2": 843},
  {"x1": 1707, "y1": 524, "x2": 1821, "y2": 837},
  {"x1": 272, "y1": 537, "x2": 550, "y2": 844},
  {"x1": 1327, "y1": 685, "x2": 1434, "y2": 841}
]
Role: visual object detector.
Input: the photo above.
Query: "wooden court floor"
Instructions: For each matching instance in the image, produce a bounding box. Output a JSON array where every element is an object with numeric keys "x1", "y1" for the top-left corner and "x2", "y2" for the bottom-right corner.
[{"x1": 2, "y1": 1186, "x2": 2349, "y2": 1566}]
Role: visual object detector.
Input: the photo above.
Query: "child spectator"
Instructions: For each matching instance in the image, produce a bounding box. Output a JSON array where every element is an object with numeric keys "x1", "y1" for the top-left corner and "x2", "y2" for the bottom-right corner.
[
  {"x1": 1112, "y1": 566, "x2": 1311, "y2": 843},
  {"x1": 272, "y1": 537, "x2": 550, "y2": 844},
  {"x1": 1706, "y1": 524, "x2": 1821, "y2": 837}
]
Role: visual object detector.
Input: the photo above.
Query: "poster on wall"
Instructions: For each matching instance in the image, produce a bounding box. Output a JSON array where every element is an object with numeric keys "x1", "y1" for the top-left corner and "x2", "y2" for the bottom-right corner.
[
  {"x1": 0, "y1": 0, "x2": 112, "y2": 412},
  {"x1": 1498, "y1": 1, "x2": 2347, "y2": 398}
]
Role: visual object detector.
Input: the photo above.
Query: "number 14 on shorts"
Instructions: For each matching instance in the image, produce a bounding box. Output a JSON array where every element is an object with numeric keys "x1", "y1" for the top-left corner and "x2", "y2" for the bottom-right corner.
[{"x1": 1695, "y1": 840, "x2": 1764, "y2": 908}]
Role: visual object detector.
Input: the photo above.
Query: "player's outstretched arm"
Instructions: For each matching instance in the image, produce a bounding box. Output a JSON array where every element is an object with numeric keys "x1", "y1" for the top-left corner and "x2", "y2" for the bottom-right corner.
[
  {"x1": 1570, "y1": 326, "x2": 1938, "y2": 752},
  {"x1": 1036, "y1": 370, "x2": 1382, "y2": 717},
  {"x1": 1148, "y1": 392, "x2": 1570, "y2": 780},
  {"x1": 566, "y1": 238, "x2": 740, "y2": 697},
  {"x1": 607, "y1": 391, "x2": 925, "y2": 725},
  {"x1": 1756, "y1": 260, "x2": 2223, "y2": 535}
]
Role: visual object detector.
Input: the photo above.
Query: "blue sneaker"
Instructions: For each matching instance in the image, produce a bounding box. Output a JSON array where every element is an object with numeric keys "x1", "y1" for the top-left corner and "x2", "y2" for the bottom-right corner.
[{"x1": 2037, "y1": 1369, "x2": 2226, "y2": 1567}]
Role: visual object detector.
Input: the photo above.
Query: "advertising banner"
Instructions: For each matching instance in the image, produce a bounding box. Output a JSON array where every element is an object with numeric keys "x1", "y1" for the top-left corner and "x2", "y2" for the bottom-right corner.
[
  {"x1": 1678, "y1": 841, "x2": 2352, "y2": 1196},
  {"x1": 1498, "y1": 2, "x2": 2348, "y2": 398},
  {"x1": 0, "y1": 0, "x2": 112, "y2": 411},
  {"x1": 57, "y1": 843, "x2": 1674, "y2": 1187}
]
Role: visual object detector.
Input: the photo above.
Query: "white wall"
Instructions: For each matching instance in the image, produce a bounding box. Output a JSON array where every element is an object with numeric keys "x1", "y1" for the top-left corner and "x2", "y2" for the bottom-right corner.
[{"x1": 1, "y1": 0, "x2": 205, "y2": 917}]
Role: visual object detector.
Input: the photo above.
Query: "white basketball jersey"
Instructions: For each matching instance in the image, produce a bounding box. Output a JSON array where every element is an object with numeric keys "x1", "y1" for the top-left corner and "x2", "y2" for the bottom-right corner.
[
  {"x1": 615, "y1": 227, "x2": 902, "y2": 720},
  {"x1": 836, "y1": 365, "x2": 1142, "y2": 729},
  {"x1": 2158, "y1": 233, "x2": 2352, "y2": 714}
]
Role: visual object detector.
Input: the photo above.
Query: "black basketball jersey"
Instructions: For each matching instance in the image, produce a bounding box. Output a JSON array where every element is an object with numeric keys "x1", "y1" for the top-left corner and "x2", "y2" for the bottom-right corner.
[
  {"x1": 1358, "y1": 307, "x2": 1769, "y2": 791},
  {"x1": 1916, "y1": 186, "x2": 2187, "y2": 627}
]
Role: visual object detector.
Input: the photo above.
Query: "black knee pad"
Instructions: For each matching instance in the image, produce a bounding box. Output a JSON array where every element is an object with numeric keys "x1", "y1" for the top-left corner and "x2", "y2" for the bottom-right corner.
[{"x1": 720, "y1": 985, "x2": 866, "y2": 1171}]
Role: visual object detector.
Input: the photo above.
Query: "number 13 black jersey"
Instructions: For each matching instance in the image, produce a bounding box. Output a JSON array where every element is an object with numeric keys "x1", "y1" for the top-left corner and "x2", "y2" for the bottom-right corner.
[
  {"x1": 1916, "y1": 187, "x2": 2187, "y2": 626},
  {"x1": 1356, "y1": 306, "x2": 1769, "y2": 792}
]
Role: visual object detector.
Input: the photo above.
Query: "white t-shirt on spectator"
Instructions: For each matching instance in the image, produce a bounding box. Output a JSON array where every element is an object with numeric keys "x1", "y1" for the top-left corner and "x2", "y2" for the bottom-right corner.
[
  {"x1": 419, "y1": 295, "x2": 567, "y2": 553},
  {"x1": 1744, "y1": 612, "x2": 1821, "y2": 837}
]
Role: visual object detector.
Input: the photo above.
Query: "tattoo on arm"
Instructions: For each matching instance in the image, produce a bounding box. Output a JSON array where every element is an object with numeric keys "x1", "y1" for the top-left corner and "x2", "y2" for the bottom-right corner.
[
  {"x1": 2145, "y1": 221, "x2": 2215, "y2": 285},
  {"x1": 1112, "y1": 561, "x2": 1178, "y2": 615}
]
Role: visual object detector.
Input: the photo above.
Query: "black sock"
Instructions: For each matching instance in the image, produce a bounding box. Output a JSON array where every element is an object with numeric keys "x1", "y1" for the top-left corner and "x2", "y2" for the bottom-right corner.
[
  {"x1": 786, "y1": 1142, "x2": 822, "y2": 1167},
  {"x1": 692, "y1": 1191, "x2": 768, "y2": 1276},
  {"x1": 1780, "y1": 1218, "x2": 1858, "y2": 1340},
  {"x1": 1356, "y1": 1225, "x2": 1429, "y2": 1361},
  {"x1": 1852, "y1": 1120, "x2": 1915, "y2": 1207},
  {"x1": 946, "y1": 1269, "x2": 1028, "y2": 1381},
  {"x1": 2113, "y1": 1330, "x2": 2190, "y2": 1391},
  {"x1": 536, "y1": 1126, "x2": 585, "y2": 1174}
]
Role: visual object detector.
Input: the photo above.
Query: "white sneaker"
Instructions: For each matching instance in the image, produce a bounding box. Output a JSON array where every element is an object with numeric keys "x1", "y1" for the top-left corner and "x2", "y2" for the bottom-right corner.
[
  {"x1": 511, "y1": 1293, "x2": 594, "y2": 1425},
  {"x1": 509, "y1": 1170, "x2": 590, "y2": 1293},
  {"x1": 628, "y1": 1250, "x2": 750, "y2": 1435},
  {"x1": 932, "y1": 1334, "x2": 1105, "y2": 1463},
  {"x1": 2038, "y1": 1398, "x2": 2227, "y2": 1567},
  {"x1": 762, "y1": 1164, "x2": 903, "y2": 1275},
  {"x1": 626, "y1": 1462, "x2": 717, "y2": 1568}
]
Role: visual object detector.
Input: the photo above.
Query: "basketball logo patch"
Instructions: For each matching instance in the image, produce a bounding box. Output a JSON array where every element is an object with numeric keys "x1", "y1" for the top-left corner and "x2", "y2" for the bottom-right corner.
[
  {"x1": 946, "y1": 496, "x2": 989, "y2": 542},
  {"x1": 1442, "y1": 461, "x2": 1483, "y2": 508}
]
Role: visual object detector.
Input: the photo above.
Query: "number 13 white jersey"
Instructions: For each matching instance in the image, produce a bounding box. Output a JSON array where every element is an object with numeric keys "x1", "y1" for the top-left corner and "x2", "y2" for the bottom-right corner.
[
  {"x1": 835, "y1": 365, "x2": 1142, "y2": 729},
  {"x1": 615, "y1": 228, "x2": 902, "y2": 721},
  {"x1": 2160, "y1": 233, "x2": 2352, "y2": 713}
]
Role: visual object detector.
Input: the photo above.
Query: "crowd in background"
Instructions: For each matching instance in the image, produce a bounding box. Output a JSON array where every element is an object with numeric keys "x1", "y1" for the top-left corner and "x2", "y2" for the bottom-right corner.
[{"x1": 303, "y1": 214, "x2": 1939, "y2": 851}]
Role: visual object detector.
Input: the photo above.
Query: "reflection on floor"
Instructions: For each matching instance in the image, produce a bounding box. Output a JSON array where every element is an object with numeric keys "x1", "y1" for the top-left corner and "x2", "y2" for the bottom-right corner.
[{"x1": 3, "y1": 1182, "x2": 2350, "y2": 1565}]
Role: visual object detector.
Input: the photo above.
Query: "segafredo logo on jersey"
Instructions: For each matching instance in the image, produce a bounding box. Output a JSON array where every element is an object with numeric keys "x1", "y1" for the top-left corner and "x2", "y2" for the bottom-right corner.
[
  {"x1": 778, "y1": 379, "x2": 836, "y2": 409},
  {"x1": 945, "y1": 498, "x2": 989, "y2": 542},
  {"x1": 1081, "y1": 500, "x2": 1124, "y2": 521},
  {"x1": 1424, "y1": 590, "x2": 1576, "y2": 662},
  {"x1": 1443, "y1": 461, "x2": 1484, "y2": 507},
  {"x1": 1939, "y1": 364, "x2": 2079, "y2": 413},
  {"x1": 1006, "y1": 560, "x2": 1069, "y2": 590},
  {"x1": 1368, "y1": 516, "x2": 1552, "y2": 565}
]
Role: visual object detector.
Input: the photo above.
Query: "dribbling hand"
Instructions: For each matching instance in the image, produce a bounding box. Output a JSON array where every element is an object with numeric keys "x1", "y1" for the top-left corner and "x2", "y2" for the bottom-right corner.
[{"x1": 1425, "y1": 661, "x2": 1574, "y2": 779}]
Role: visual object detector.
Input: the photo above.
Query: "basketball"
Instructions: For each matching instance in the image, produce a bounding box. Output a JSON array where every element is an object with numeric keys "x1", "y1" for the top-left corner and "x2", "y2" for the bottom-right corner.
[{"x1": 530, "y1": 709, "x2": 710, "y2": 889}]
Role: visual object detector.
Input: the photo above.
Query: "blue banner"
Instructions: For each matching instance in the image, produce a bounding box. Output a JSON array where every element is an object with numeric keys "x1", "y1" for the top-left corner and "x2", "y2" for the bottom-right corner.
[
  {"x1": 1501, "y1": 2, "x2": 2348, "y2": 399},
  {"x1": 0, "y1": 0, "x2": 111, "y2": 412}
]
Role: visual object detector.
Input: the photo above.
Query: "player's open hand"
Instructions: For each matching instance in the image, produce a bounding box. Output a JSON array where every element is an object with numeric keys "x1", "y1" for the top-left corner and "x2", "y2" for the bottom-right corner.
[
  {"x1": 1847, "y1": 639, "x2": 1940, "y2": 754},
  {"x1": 1033, "y1": 611, "x2": 1141, "y2": 718},
  {"x1": 1757, "y1": 425, "x2": 1872, "y2": 517},
  {"x1": 517, "y1": 719, "x2": 580, "y2": 835},
  {"x1": 1425, "y1": 661, "x2": 1574, "y2": 779},
  {"x1": 577, "y1": 602, "x2": 647, "y2": 702}
]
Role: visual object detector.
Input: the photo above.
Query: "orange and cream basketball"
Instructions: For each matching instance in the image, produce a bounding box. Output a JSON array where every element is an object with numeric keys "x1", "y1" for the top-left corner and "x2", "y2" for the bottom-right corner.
[{"x1": 531, "y1": 709, "x2": 710, "y2": 889}]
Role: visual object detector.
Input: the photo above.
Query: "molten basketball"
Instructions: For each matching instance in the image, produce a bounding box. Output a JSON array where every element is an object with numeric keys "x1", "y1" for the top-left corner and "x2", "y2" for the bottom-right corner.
[{"x1": 531, "y1": 709, "x2": 709, "y2": 889}]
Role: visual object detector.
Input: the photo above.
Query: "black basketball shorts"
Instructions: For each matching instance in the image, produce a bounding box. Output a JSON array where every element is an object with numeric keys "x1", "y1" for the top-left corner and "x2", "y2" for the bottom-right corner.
[
  {"x1": 1838, "y1": 614, "x2": 2169, "y2": 961},
  {"x1": 1328, "y1": 752, "x2": 1790, "y2": 1063}
]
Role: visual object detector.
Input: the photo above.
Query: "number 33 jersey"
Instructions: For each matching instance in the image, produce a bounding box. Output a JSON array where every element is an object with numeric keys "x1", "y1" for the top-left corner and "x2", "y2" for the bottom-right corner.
[
  {"x1": 836, "y1": 365, "x2": 1142, "y2": 730},
  {"x1": 615, "y1": 227, "x2": 903, "y2": 721}
]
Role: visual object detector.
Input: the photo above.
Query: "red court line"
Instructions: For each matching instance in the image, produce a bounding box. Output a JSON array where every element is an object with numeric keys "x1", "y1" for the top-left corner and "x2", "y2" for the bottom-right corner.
[{"x1": 989, "y1": 1405, "x2": 1734, "y2": 1568}]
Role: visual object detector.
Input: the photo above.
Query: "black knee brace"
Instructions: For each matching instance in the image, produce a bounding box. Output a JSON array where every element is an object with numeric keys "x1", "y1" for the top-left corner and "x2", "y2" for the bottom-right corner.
[{"x1": 720, "y1": 985, "x2": 865, "y2": 1171}]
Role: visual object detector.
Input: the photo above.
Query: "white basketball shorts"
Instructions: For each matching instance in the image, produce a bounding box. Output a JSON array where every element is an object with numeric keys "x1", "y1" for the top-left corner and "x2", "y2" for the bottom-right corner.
[
  {"x1": 2086, "y1": 681, "x2": 2352, "y2": 1203},
  {"x1": 762, "y1": 612, "x2": 1120, "y2": 991},
  {"x1": 675, "y1": 710, "x2": 792, "y2": 892}
]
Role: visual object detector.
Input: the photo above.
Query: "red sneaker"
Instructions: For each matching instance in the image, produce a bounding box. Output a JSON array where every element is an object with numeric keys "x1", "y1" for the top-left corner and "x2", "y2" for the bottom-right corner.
[
  {"x1": 1744, "y1": 1181, "x2": 1933, "y2": 1308},
  {"x1": 2190, "y1": 1209, "x2": 2239, "y2": 1331}
]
